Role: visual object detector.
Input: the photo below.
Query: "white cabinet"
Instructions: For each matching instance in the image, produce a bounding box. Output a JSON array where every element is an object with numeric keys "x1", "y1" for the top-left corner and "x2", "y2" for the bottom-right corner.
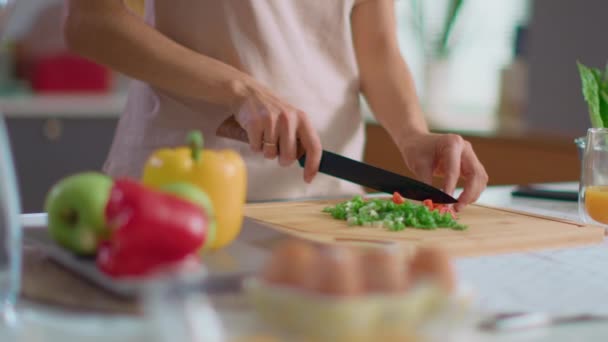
[{"x1": 3, "y1": 94, "x2": 124, "y2": 213}]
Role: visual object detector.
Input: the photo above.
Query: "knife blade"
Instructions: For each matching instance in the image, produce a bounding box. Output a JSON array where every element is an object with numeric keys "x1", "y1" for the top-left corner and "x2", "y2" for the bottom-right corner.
[{"x1": 216, "y1": 116, "x2": 457, "y2": 204}]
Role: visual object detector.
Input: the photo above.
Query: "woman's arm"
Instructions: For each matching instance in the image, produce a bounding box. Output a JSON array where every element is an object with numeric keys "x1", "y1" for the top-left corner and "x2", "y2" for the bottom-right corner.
[
  {"x1": 351, "y1": 0, "x2": 488, "y2": 209},
  {"x1": 64, "y1": 0, "x2": 250, "y2": 108},
  {"x1": 64, "y1": 0, "x2": 322, "y2": 182},
  {"x1": 351, "y1": 0, "x2": 428, "y2": 146}
]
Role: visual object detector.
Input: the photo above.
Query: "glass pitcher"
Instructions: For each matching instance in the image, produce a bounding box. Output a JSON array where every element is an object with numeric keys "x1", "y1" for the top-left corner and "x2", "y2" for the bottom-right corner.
[
  {"x1": 143, "y1": 272, "x2": 227, "y2": 342},
  {"x1": 579, "y1": 128, "x2": 608, "y2": 229},
  {"x1": 0, "y1": 0, "x2": 20, "y2": 327},
  {"x1": 0, "y1": 116, "x2": 21, "y2": 326}
]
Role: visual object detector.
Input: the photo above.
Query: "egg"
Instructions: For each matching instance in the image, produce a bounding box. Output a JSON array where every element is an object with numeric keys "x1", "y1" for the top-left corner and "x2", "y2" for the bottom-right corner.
[
  {"x1": 316, "y1": 245, "x2": 363, "y2": 297},
  {"x1": 360, "y1": 245, "x2": 407, "y2": 294},
  {"x1": 261, "y1": 239, "x2": 320, "y2": 290},
  {"x1": 407, "y1": 246, "x2": 455, "y2": 293}
]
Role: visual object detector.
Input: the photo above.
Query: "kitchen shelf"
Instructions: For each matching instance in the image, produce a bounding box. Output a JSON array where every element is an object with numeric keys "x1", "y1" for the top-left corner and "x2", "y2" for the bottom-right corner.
[{"x1": 0, "y1": 93, "x2": 127, "y2": 118}]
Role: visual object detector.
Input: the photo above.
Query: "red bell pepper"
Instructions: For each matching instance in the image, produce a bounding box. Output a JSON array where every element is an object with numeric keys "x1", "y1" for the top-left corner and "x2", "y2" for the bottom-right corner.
[
  {"x1": 392, "y1": 191, "x2": 406, "y2": 204},
  {"x1": 422, "y1": 198, "x2": 458, "y2": 219},
  {"x1": 97, "y1": 179, "x2": 208, "y2": 278}
]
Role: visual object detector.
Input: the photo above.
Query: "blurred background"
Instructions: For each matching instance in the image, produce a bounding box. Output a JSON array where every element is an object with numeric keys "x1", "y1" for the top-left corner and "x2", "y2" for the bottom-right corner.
[{"x1": 1, "y1": 0, "x2": 604, "y2": 212}]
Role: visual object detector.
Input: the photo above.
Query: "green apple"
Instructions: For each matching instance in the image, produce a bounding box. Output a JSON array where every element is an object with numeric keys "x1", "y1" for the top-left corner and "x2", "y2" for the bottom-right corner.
[
  {"x1": 44, "y1": 172, "x2": 113, "y2": 255},
  {"x1": 160, "y1": 182, "x2": 216, "y2": 252}
]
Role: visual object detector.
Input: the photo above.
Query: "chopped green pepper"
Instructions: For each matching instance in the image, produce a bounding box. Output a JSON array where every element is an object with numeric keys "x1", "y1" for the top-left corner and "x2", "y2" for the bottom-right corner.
[{"x1": 323, "y1": 195, "x2": 468, "y2": 232}]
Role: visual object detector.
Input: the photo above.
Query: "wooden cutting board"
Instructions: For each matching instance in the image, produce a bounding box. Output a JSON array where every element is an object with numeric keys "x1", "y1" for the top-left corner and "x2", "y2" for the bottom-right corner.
[{"x1": 244, "y1": 199, "x2": 605, "y2": 257}]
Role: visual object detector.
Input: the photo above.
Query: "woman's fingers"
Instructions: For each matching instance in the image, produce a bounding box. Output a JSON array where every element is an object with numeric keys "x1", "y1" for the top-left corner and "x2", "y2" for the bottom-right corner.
[
  {"x1": 400, "y1": 132, "x2": 488, "y2": 211},
  {"x1": 412, "y1": 162, "x2": 433, "y2": 186},
  {"x1": 455, "y1": 143, "x2": 488, "y2": 211},
  {"x1": 438, "y1": 134, "x2": 465, "y2": 196},
  {"x1": 237, "y1": 90, "x2": 321, "y2": 181},
  {"x1": 236, "y1": 100, "x2": 264, "y2": 153},
  {"x1": 278, "y1": 111, "x2": 298, "y2": 166},
  {"x1": 297, "y1": 115, "x2": 322, "y2": 183},
  {"x1": 261, "y1": 108, "x2": 279, "y2": 160}
]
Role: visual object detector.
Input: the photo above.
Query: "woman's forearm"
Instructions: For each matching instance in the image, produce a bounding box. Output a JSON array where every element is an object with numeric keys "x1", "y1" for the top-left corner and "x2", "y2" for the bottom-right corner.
[
  {"x1": 360, "y1": 53, "x2": 429, "y2": 146},
  {"x1": 352, "y1": 0, "x2": 429, "y2": 148},
  {"x1": 64, "y1": 0, "x2": 252, "y2": 110}
]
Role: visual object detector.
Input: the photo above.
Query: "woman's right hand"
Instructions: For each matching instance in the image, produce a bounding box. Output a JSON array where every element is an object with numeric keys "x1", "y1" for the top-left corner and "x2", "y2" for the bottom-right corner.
[
  {"x1": 233, "y1": 81, "x2": 322, "y2": 184},
  {"x1": 63, "y1": 2, "x2": 322, "y2": 184}
]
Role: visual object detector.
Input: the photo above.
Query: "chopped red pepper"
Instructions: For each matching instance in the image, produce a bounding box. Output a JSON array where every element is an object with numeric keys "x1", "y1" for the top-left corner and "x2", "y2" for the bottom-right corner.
[
  {"x1": 392, "y1": 192, "x2": 405, "y2": 204},
  {"x1": 423, "y1": 199, "x2": 434, "y2": 210},
  {"x1": 446, "y1": 206, "x2": 457, "y2": 219},
  {"x1": 97, "y1": 179, "x2": 208, "y2": 278},
  {"x1": 422, "y1": 199, "x2": 458, "y2": 219},
  {"x1": 436, "y1": 203, "x2": 457, "y2": 219}
]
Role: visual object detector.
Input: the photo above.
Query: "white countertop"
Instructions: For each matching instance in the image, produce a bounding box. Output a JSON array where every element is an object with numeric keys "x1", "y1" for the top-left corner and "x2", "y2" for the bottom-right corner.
[{"x1": 6, "y1": 183, "x2": 608, "y2": 342}]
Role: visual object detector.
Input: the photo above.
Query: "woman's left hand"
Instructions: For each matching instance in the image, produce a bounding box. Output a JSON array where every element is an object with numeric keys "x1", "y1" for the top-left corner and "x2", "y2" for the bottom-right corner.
[
  {"x1": 351, "y1": 0, "x2": 488, "y2": 210},
  {"x1": 398, "y1": 132, "x2": 489, "y2": 211}
]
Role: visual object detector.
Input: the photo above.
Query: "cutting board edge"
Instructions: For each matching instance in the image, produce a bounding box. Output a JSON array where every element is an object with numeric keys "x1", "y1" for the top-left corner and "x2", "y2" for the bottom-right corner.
[
  {"x1": 243, "y1": 215, "x2": 606, "y2": 258},
  {"x1": 472, "y1": 204, "x2": 589, "y2": 227},
  {"x1": 444, "y1": 235, "x2": 606, "y2": 258}
]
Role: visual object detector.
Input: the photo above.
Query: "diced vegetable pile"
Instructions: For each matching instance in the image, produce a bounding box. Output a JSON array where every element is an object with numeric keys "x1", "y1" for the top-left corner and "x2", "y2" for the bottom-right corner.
[{"x1": 322, "y1": 192, "x2": 467, "y2": 231}]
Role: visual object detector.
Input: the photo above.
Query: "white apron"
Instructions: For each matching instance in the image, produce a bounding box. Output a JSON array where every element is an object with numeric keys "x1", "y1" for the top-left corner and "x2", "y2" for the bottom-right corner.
[{"x1": 104, "y1": 0, "x2": 367, "y2": 201}]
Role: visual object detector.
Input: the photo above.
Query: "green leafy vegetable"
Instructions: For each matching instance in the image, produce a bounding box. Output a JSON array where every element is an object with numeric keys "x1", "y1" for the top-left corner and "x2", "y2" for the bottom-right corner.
[{"x1": 322, "y1": 196, "x2": 467, "y2": 232}]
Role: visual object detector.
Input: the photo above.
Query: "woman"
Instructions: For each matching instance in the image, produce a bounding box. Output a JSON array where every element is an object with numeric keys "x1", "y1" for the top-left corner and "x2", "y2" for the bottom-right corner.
[{"x1": 63, "y1": 0, "x2": 488, "y2": 209}]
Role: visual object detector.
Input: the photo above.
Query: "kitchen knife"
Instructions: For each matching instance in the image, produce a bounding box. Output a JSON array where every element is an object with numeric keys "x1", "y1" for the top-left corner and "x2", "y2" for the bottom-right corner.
[{"x1": 216, "y1": 116, "x2": 457, "y2": 204}]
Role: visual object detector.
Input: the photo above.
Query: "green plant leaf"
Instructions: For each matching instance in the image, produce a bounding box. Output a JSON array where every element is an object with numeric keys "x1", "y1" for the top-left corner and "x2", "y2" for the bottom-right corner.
[
  {"x1": 594, "y1": 66, "x2": 608, "y2": 125},
  {"x1": 600, "y1": 89, "x2": 608, "y2": 128},
  {"x1": 438, "y1": 0, "x2": 465, "y2": 57},
  {"x1": 591, "y1": 68, "x2": 603, "y2": 84},
  {"x1": 578, "y1": 61, "x2": 603, "y2": 128}
]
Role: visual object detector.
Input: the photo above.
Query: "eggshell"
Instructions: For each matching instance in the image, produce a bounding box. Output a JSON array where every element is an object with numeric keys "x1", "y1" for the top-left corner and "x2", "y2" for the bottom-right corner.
[
  {"x1": 261, "y1": 239, "x2": 320, "y2": 289},
  {"x1": 316, "y1": 245, "x2": 363, "y2": 297},
  {"x1": 408, "y1": 246, "x2": 455, "y2": 293},
  {"x1": 360, "y1": 245, "x2": 407, "y2": 294}
]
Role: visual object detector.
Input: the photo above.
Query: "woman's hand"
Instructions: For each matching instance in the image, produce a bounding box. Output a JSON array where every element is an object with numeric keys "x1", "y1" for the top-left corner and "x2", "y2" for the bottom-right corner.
[
  {"x1": 351, "y1": 0, "x2": 488, "y2": 209},
  {"x1": 63, "y1": 1, "x2": 322, "y2": 184},
  {"x1": 233, "y1": 82, "x2": 322, "y2": 183},
  {"x1": 399, "y1": 132, "x2": 489, "y2": 211}
]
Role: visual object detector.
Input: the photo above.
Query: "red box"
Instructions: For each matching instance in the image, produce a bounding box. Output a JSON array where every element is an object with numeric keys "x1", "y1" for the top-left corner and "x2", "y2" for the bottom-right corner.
[{"x1": 29, "y1": 53, "x2": 111, "y2": 93}]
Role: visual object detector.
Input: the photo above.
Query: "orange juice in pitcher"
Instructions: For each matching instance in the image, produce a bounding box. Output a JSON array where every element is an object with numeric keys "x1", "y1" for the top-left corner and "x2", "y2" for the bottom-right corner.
[
  {"x1": 579, "y1": 128, "x2": 608, "y2": 227},
  {"x1": 585, "y1": 186, "x2": 608, "y2": 224}
]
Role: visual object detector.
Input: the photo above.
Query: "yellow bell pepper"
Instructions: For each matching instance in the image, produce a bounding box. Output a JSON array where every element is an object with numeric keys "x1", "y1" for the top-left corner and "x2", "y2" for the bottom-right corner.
[{"x1": 141, "y1": 132, "x2": 247, "y2": 251}]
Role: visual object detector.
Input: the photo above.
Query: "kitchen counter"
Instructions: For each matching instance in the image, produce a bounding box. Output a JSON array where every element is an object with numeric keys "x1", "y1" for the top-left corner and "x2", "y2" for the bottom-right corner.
[
  {"x1": 7, "y1": 183, "x2": 608, "y2": 342},
  {"x1": 4, "y1": 188, "x2": 606, "y2": 341}
]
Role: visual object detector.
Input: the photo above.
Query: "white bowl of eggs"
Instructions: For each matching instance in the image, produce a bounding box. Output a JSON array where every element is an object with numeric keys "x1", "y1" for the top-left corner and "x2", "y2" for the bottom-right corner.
[{"x1": 244, "y1": 240, "x2": 474, "y2": 342}]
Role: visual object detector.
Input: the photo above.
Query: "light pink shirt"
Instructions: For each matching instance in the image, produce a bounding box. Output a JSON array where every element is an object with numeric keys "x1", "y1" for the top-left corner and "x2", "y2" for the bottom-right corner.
[{"x1": 104, "y1": 0, "x2": 367, "y2": 201}]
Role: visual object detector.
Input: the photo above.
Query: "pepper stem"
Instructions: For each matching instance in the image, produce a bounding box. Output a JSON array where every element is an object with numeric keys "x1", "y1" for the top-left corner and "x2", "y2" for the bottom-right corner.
[{"x1": 187, "y1": 131, "x2": 203, "y2": 162}]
